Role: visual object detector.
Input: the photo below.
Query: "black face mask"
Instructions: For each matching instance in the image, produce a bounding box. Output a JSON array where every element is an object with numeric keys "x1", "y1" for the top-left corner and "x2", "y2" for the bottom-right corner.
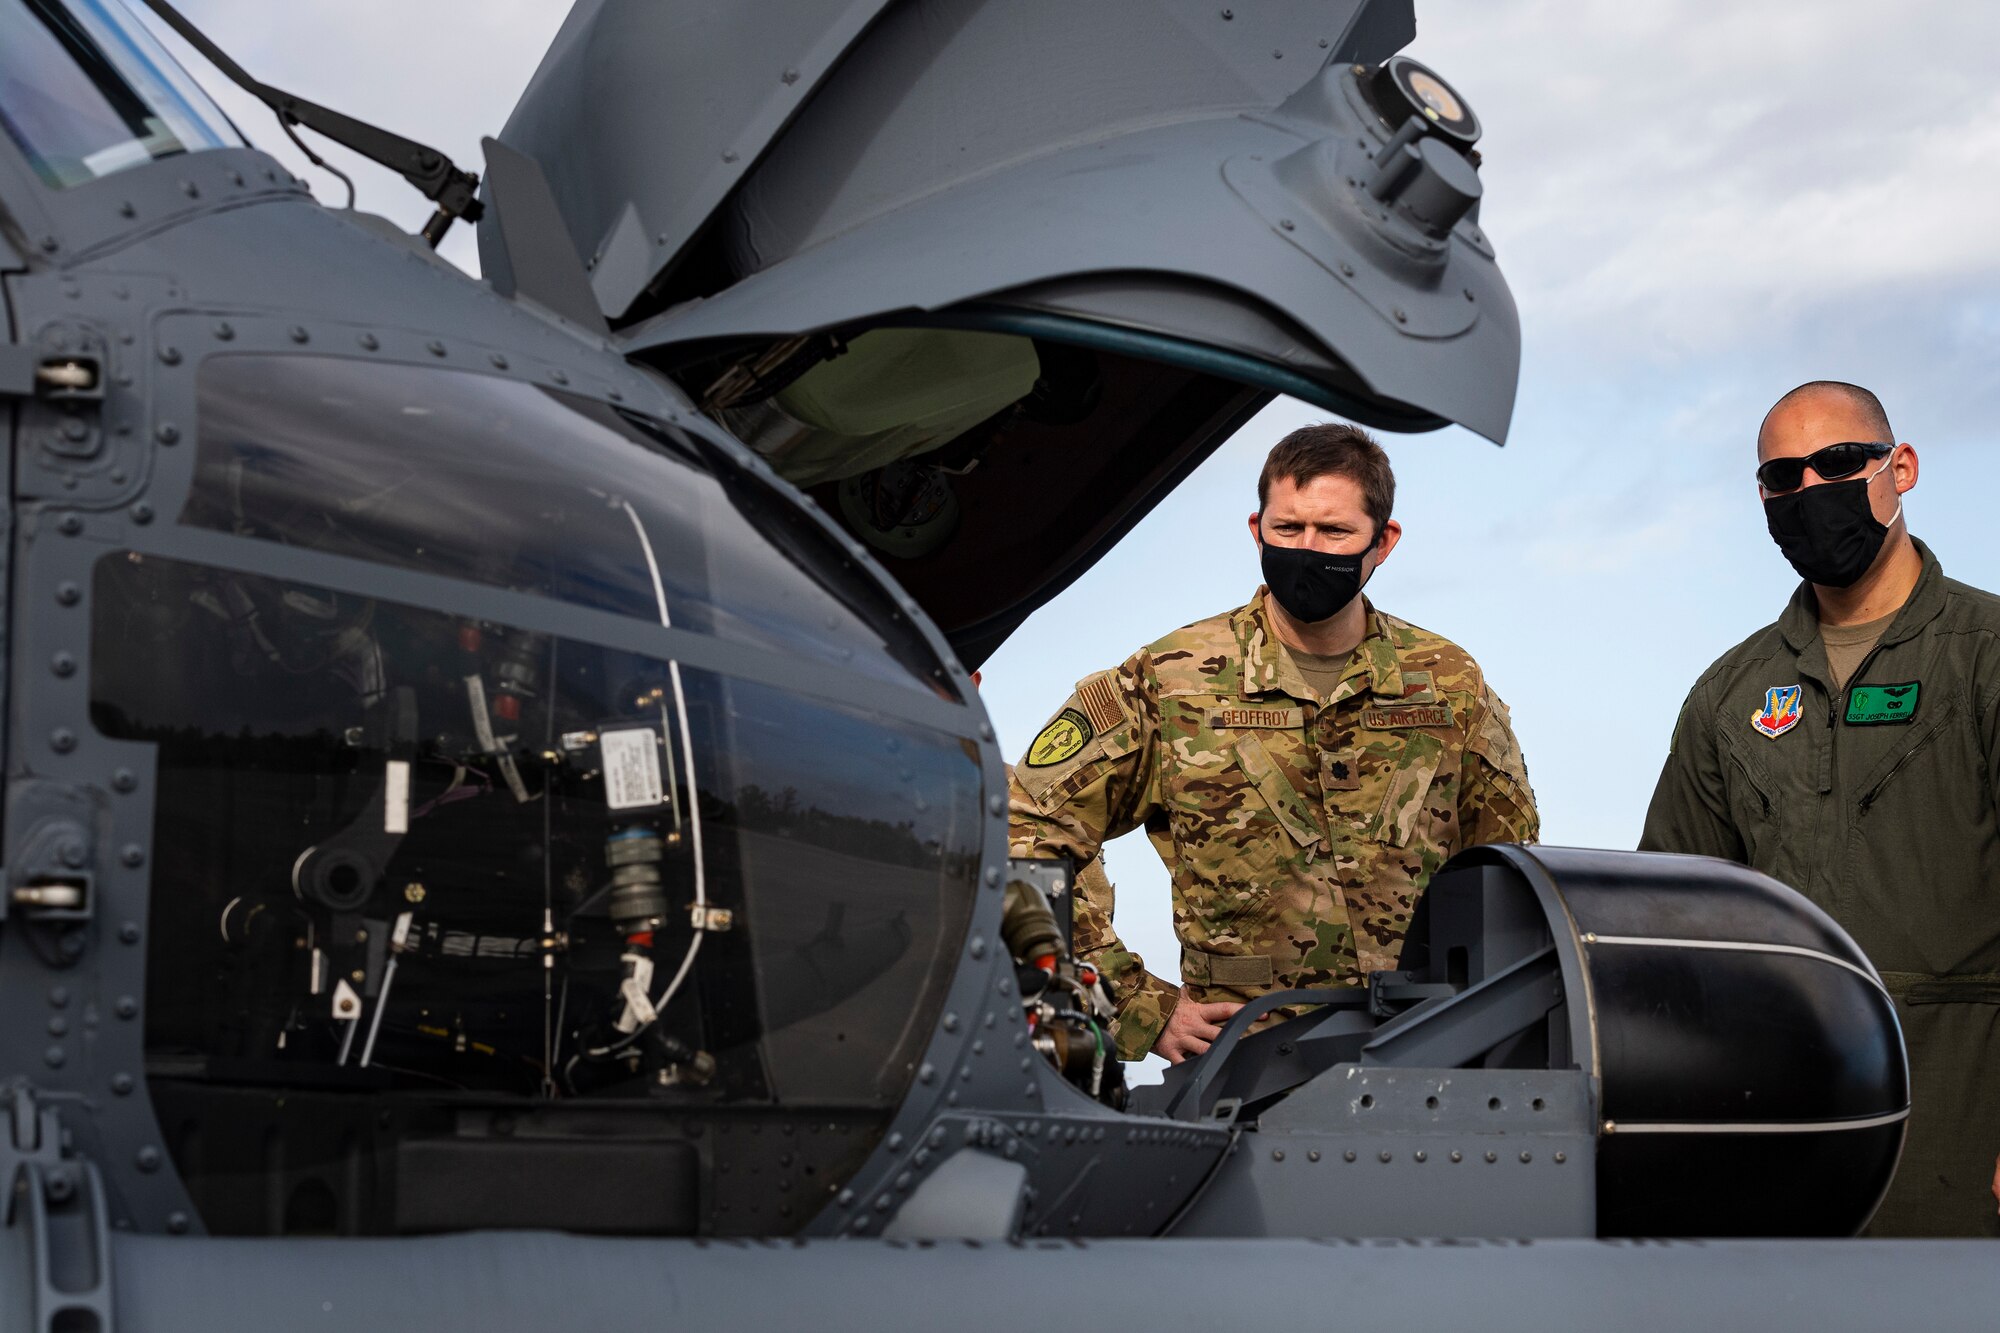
[
  {"x1": 1763, "y1": 466, "x2": 1898, "y2": 588},
  {"x1": 1260, "y1": 541, "x2": 1370, "y2": 623}
]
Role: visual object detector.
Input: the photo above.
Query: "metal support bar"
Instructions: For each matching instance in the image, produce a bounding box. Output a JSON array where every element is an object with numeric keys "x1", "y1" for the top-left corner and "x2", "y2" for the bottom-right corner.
[
  {"x1": 1367, "y1": 969, "x2": 1458, "y2": 1019},
  {"x1": 1358, "y1": 944, "x2": 1561, "y2": 1068},
  {"x1": 1166, "y1": 988, "x2": 1366, "y2": 1121},
  {"x1": 140, "y1": 0, "x2": 483, "y2": 243},
  {"x1": 1180, "y1": 1006, "x2": 1381, "y2": 1115}
]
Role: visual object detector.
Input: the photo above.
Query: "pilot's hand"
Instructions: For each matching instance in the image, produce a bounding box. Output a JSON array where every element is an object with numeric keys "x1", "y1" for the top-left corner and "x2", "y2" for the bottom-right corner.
[
  {"x1": 1152, "y1": 985, "x2": 1244, "y2": 1064},
  {"x1": 1991, "y1": 1153, "x2": 1999, "y2": 1213}
]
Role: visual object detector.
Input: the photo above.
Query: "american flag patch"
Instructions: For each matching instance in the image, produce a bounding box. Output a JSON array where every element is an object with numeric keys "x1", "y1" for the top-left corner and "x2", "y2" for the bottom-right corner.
[{"x1": 1075, "y1": 672, "x2": 1124, "y2": 733}]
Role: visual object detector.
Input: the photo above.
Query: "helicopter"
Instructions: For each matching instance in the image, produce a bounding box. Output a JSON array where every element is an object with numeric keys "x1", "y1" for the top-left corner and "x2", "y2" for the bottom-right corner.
[{"x1": 1, "y1": 2, "x2": 1992, "y2": 1330}]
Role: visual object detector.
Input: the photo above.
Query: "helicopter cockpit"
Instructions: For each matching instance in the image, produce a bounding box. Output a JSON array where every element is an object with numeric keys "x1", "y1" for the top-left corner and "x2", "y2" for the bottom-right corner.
[
  {"x1": 0, "y1": 0, "x2": 1522, "y2": 1244},
  {"x1": 72, "y1": 353, "x2": 987, "y2": 1233},
  {"x1": 0, "y1": 0, "x2": 1908, "y2": 1277}
]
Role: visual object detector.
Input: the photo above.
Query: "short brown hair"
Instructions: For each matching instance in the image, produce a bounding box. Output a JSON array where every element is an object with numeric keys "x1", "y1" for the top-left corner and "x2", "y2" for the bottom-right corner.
[{"x1": 1257, "y1": 423, "x2": 1395, "y2": 530}]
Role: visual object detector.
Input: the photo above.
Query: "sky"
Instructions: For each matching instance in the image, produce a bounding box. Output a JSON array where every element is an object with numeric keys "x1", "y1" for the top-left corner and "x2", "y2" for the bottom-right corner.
[{"x1": 136, "y1": 1, "x2": 2000, "y2": 1078}]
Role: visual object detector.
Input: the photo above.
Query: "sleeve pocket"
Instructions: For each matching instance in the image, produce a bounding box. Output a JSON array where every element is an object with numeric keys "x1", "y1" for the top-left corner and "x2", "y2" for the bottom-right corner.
[{"x1": 1467, "y1": 687, "x2": 1532, "y2": 791}]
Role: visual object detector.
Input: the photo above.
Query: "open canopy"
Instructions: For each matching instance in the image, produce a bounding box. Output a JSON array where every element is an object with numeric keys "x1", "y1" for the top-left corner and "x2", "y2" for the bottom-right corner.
[{"x1": 487, "y1": 0, "x2": 1520, "y2": 662}]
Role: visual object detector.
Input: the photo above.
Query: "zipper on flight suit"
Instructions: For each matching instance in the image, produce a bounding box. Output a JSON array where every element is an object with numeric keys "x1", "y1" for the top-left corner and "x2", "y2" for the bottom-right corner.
[
  {"x1": 1809, "y1": 636, "x2": 1894, "y2": 900},
  {"x1": 1808, "y1": 687, "x2": 1831, "y2": 889},
  {"x1": 1798, "y1": 661, "x2": 1840, "y2": 900}
]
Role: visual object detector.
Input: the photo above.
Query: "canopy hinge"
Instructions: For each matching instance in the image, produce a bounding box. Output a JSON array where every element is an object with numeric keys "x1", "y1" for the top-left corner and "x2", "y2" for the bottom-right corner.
[{"x1": 2, "y1": 1084, "x2": 115, "y2": 1333}]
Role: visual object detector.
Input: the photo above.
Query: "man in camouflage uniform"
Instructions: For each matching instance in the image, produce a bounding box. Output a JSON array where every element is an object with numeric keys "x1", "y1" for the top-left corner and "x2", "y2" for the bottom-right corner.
[{"x1": 1009, "y1": 424, "x2": 1539, "y2": 1063}]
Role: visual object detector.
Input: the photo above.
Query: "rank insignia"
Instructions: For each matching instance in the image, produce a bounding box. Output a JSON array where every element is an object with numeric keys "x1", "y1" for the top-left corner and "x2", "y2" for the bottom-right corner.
[
  {"x1": 1025, "y1": 708, "x2": 1093, "y2": 767},
  {"x1": 1750, "y1": 684, "x2": 1803, "y2": 739}
]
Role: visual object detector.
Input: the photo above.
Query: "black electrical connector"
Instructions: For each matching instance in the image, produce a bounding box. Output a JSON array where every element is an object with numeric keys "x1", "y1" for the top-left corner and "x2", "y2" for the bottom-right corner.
[{"x1": 140, "y1": 0, "x2": 484, "y2": 247}]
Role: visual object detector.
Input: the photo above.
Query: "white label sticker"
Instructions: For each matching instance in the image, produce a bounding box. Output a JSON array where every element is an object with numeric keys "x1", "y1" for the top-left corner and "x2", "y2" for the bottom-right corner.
[
  {"x1": 601, "y1": 728, "x2": 665, "y2": 810},
  {"x1": 384, "y1": 759, "x2": 410, "y2": 834}
]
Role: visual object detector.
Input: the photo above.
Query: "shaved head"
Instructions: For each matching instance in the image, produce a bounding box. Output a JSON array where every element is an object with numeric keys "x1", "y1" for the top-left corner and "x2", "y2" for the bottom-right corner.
[
  {"x1": 1760, "y1": 381, "x2": 1894, "y2": 453},
  {"x1": 1751, "y1": 381, "x2": 1920, "y2": 610}
]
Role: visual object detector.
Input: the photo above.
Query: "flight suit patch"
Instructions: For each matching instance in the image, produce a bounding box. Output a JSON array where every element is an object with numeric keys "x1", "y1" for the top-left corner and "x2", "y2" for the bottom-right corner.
[
  {"x1": 1361, "y1": 703, "x2": 1453, "y2": 730},
  {"x1": 1205, "y1": 706, "x2": 1305, "y2": 730},
  {"x1": 1026, "y1": 708, "x2": 1093, "y2": 766},
  {"x1": 1750, "y1": 684, "x2": 1804, "y2": 739},
  {"x1": 1075, "y1": 672, "x2": 1126, "y2": 733},
  {"x1": 1846, "y1": 682, "x2": 1920, "y2": 725}
]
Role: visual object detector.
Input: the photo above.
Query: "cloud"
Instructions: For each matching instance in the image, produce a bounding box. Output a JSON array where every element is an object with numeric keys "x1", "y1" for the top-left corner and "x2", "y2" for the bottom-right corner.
[
  {"x1": 134, "y1": 0, "x2": 569, "y2": 274},
  {"x1": 1518, "y1": 486, "x2": 1729, "y2": 577},
  {"x1": 1409, "y1": 0, "x2": 2000, "y2": 359}
]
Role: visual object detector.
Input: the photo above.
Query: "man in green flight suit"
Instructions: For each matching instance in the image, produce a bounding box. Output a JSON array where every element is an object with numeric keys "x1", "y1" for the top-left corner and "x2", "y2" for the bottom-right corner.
[
  {"x1": 1643, "y1": 380, "x2": 2000, "y2": 1237},
  {"x1": 1008, "y1": 424, "x2": 1539, "y2": 1064}
]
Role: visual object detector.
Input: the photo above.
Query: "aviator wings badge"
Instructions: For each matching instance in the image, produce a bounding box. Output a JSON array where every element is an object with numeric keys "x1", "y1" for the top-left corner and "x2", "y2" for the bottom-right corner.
[{"x1": 1751, "y1": 684, "x2": 1804, "y2": 739}]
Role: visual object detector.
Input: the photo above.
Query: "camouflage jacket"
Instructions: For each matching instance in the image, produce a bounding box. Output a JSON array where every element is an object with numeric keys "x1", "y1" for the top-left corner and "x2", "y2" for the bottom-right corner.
[{"x1": 1009, "y1": 589, "x2": 1538, "y2": 1060}]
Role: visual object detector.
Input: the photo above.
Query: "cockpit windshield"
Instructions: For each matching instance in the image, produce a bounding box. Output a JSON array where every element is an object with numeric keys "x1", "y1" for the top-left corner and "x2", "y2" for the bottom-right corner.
[
  {"x1": 181, "y1": 355, "x2": 955, "y2": 697},
  {"x1": 97, "y1": 553, "x2": 982, "y2": 1233},
  {"x1": 0, "y1": 0, "x2": 237, "y2": 189},
  {"x1": 96, "y1": 357, "x2": 984, "y2": 1236}
]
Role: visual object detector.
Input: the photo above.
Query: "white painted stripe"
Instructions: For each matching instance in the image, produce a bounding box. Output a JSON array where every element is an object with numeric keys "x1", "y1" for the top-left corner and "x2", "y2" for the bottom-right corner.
[
  {"x1": 1605, "y1": 1108, "x2": 1909, "y2": 1136},
  {"x1": 1582, "y1": 934, "x2": 1883, "y2": 988}
]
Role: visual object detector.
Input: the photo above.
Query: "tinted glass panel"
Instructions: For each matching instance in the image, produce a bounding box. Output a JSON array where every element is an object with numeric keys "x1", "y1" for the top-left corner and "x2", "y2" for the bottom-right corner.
[
  {"x1": 94, "y1": 553, "x2": 979, "y2": 1119},
  {"x1": 693, "y1": 670, "x2": 982, "y2": 1102},
  {"x1": 0, "y1": 0, "x2": 235, "y2": 189},
  {"x1": 184, "y1": 355, "x2": 950, "y2": 695}
]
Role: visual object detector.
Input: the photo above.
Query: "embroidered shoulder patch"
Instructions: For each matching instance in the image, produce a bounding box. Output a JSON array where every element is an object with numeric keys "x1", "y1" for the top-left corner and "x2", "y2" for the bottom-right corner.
[
  {"x1": 1846, "y1": 682, "x2": 1919, "y2": 726},
  {"x1": 1205, "y1": 706, "x2": 1305, "y2": 730},
  {"x1": 1750, "y1": 685, "x2": 1803, "y2": 739},
  {"x1": 1075, "y1": 672, "x2": 1125, "y2": 733},
  {"x1": 1361, "y1": 703, "x2": 1453, "y2": 730},
  {"x1": 1025, "y1": 708, "x2": 1093, "y2": 767}
]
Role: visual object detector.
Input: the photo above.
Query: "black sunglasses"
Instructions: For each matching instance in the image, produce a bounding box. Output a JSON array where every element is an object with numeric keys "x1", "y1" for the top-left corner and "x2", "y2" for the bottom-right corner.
[{"x1": 1755, "y1": 441, "x2": 1892, "y2": 494}]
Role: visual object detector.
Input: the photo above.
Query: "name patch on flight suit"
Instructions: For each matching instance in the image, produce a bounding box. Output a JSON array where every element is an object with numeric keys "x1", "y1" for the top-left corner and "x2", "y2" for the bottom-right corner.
[
  {"x1": 1206, "y1": 706, "x2": 1306, "y2": 730},
  {"x1": 1846, "y1": 682, "x2": 1920, "y2": 725},
  {"x1": 1360, "y1": 703, "x2": 1453, "y2": 730}
]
